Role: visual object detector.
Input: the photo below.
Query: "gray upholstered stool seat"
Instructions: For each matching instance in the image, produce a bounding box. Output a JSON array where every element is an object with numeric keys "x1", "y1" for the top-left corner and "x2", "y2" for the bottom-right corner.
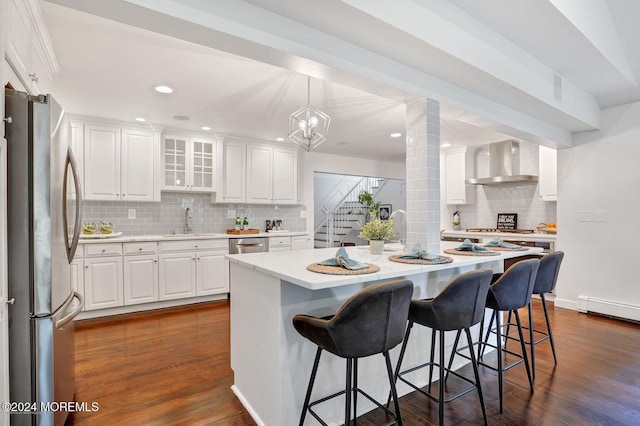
[
  {"x1": 463, "y1": 258, "x2": 540, "y2": 414},
  {"x1": 392, "y1": 268, "x2": 493, "y2": 426},
  {"x1": 293, "y1": 279, "x2": 414, "y2": 426}
]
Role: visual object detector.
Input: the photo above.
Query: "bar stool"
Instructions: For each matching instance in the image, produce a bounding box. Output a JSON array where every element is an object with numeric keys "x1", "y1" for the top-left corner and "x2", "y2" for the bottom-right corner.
[
  {"x1": 474, "y1": 258, "x2": 540, "y2": 413},
  {"x1": 393, "y1": 269, "x2": 493, "y2": 426},
  {"x1": 503, "y1": 251, "x2": 564, "y2": 379},
  {"x1": 293, "y1": 279, "x2": 413, "y2": 426}
]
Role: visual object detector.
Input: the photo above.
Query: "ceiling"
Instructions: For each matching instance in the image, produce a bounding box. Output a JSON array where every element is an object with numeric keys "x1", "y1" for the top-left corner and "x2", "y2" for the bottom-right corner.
[{"x1": 41, "y1": 0, "x2": 640, "y2": 162}]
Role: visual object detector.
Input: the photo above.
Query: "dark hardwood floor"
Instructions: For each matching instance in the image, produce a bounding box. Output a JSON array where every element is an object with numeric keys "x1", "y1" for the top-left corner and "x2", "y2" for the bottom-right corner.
[{"x1": 67, "y1": 299, "x2": 640, "y2": 426}]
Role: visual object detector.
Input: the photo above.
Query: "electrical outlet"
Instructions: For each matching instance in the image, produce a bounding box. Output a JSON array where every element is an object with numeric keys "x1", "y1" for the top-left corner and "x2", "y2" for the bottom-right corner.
[
  {"x1": 128, "y1": 209, "x2": 136, "y2": 219},
  {"x1": 578, "y1": 210, "x2": 593, "y2": 222},
  {"x1": 227, "y1": 209, "x2": 236, "y2": 219},
  {"x1": 593, "y1": 210, "x2": 607, "y2": 222}
]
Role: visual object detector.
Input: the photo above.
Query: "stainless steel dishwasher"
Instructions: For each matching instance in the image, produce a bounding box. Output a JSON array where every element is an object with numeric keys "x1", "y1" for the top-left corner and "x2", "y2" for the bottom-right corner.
[{"x1": 229, "y1": 237, "x2": 269, "y2": 254}]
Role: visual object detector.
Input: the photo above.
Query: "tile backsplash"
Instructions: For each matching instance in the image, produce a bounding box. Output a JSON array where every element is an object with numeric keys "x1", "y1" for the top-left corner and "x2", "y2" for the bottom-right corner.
[{"x1": 82, "y1": 192, "x2": 307, "y2": 235}]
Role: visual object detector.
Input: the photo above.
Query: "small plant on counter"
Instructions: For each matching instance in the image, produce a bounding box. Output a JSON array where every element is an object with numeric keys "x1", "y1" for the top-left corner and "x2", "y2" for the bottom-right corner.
[{"x1": 359, "y1": 218, "x2": 397, "y2": 241}]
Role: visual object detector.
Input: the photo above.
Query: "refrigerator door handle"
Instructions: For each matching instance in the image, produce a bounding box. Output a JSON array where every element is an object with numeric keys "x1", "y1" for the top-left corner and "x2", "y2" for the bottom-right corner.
[
  {"x1": 55, "y1": 292, "x2": 84, "y2": 329},
  {"x1": 63, "y1": 147, "x2": 84, "y2": 263}
]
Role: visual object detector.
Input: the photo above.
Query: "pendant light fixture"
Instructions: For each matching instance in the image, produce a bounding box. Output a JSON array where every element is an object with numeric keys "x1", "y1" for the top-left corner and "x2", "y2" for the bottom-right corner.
[{"x1": 288, "y1": 76, "x2": 331, "y2": 151}]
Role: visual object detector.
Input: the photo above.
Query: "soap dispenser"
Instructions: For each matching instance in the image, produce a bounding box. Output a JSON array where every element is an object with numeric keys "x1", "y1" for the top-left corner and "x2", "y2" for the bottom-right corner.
[{"x1": 453, "y1": 211, "x2": 461, "y2": 230}]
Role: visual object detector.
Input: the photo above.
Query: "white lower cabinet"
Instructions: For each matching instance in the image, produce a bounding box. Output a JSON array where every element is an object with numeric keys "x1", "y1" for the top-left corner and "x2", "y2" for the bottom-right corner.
[
  {"x1": 291, "y1": 235, "x2": 310, "y2": 250},
  {"x1": 124, "y1": 255, "x2": 159, "y2": 305},
  {"x1": 159, "y1": 239, "x2": 229, "y2": 299},
  {"x1": 158, "y1": 252, "x2": 197, "y2": 301},
  {"x1": 78, "y1": 238, "x2": 229, "y2": 315},
  {"x1": 196, "y1": 252, "x2": 229, "y2": 295},
  {"x1": 84, "y1": 256, "x2": 124, "y2": 310},
  {"x1": 269, "y1": 236, "x2": 291, "y2": 252}
]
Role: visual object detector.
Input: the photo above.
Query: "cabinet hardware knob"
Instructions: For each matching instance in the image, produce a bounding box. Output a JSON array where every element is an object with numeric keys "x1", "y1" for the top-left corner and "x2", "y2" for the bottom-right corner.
[
  {"x1": 6, "y1": 298, "x2": 15, "y2": 305},
  {"x1": 197, "y1": 257, "x2": 201, "y2": 260},
  {"x1": 139, "y1": 248, "x2": 142, "y2": 251},
  {"x1": 85, "y1": 266, "x2": 89, "y2": 269},
  {"x1": 3, "y1": 117, "x2": 11, "y2": 124},
  {"x1": 154, "y1": 260, "x2": 158, "y2": 263},
  {"x1": 102, "y1": 249, "x2": 106, "y2": 252}
]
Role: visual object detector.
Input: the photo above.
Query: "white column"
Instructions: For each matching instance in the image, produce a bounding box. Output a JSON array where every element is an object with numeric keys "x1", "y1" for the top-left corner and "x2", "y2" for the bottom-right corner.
[{"x1": 406, "y1": 98, "x2": 441, "y2": 254}]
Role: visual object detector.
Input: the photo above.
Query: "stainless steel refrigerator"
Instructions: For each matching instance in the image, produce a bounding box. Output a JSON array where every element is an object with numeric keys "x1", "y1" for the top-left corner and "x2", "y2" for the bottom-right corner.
[{"x1": 5, "y1": 88, "x2": 84, "y2": 426}]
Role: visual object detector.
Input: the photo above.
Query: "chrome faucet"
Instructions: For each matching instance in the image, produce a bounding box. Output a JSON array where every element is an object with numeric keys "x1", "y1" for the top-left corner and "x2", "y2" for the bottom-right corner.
[
  {"x1": 184, "y1": 207, "x2": 193, "y2": 234},
  {"x1": 389, "y1": 209, "x2": 407, "y2": 247}
]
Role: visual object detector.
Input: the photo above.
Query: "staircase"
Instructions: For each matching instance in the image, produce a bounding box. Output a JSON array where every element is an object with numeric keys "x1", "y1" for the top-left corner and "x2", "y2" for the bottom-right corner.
[{"x1": 314, "y1": 177, "x2": 387, "y2": 248}]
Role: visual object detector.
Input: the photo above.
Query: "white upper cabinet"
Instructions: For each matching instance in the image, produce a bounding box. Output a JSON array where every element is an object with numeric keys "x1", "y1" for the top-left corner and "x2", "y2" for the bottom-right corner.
[
  {"x1": 84, "y1": 124, "x2": 121, "y2": 201},
  {"x1": 216, "y1": 140, "x2": 298, "y2": 204},
  {"x1": 273, "y1": 147, "x2": 298, "y2": 204},
  {"x1": 6, "y1": 0, "x2": 58, "y2": 95},
  {"x1": 247, "y1": 144, "x2": 274, "y2": 203},
  {"x1": 539, "y1": 145, "x2": 558, "y2": 202},
  {"x1": 444, "y1": 147, "x2": 475, "y2": 205},
  {"x1": 121, "y1": 129, "x2": 155, "y2": 201},
  {"x1": 162, "y1": 135, "x2": 217, "y2": 192},
  {"x1": 84, "y1": 123, "x2": 156, "y2": 201}
]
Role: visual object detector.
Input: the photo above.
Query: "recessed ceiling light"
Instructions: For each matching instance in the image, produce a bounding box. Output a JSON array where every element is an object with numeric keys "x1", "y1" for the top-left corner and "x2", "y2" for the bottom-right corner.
[
  {"x1": 276, "y1": 137, "x2": 284, "y2": 142},
  {"x1": 440, "y1": 142, "x2": 452, "y2": 148},
  {"x1": 173, "y1": 115, "x2": 190, "y2": 121},
  {"x1": 390, "y1": 132, "x2": 402, "y2": 138},
  {"x1": 201, "y1": 126, "x2": 211, "y2": 131},
  {"x1": 153, "y1": 85, "x2": 173, "y2": 94},
  {"x1": 135, "y1": 117, "x2": 146, "y2": 122}
]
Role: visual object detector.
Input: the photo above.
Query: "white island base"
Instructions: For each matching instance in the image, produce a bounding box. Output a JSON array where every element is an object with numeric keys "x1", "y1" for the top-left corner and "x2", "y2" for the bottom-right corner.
[{"x1": 228, "y1": 246, "x2": 541, "y2": 426}]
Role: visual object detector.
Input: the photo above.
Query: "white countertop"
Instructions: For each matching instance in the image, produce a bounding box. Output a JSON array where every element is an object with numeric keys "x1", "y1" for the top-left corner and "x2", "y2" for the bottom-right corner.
[
  {"x1": 226, "y1": 245, "x2": 543, "y2": 290},
  {"x1": 441, "y1": 230, "x2": 557, "y2": 241},
  {"x1": 78, "y1": 230, "x2": 308, "y2": 244}
]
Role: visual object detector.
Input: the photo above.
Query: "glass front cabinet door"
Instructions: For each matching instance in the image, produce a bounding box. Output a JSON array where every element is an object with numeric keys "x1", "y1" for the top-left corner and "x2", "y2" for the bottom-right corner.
[{"x1": 162, "y1": 135, "x2": 217, "y2": 192}]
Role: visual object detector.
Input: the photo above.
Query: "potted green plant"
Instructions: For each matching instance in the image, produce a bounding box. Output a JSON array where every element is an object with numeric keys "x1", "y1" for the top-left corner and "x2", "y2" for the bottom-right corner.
[
  {"x1": 359, "y1": 218, "x2": 397, "y2": 254},
  {"x1": 357, "y1": 190, "x2": 380, "y2": 222}
]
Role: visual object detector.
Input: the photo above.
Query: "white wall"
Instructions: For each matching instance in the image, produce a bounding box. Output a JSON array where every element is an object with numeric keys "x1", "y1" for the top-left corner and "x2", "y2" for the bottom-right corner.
[
  {"x1": 554, "y1": 101, "x2": 640, "y2": 319},
  {"x1": 302, "y1": 152, "x2": 405, "y2": 244}
]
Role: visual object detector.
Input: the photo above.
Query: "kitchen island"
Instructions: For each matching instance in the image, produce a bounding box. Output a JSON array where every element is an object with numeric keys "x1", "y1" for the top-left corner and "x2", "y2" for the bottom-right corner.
[{"x1": 227, "y1": 245, "x2": 542, "y2": 426}]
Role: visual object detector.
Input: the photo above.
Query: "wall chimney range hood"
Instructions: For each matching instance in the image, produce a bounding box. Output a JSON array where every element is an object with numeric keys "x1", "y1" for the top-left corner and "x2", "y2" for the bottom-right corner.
[{"x1": 465, "y1": 140, "x2": 538, "y2": 185}]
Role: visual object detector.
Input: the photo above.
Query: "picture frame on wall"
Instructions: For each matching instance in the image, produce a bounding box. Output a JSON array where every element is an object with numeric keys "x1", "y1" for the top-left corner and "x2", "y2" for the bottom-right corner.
[{"x1": 378, "y1": 204, "x2": 392, "y2": 221}]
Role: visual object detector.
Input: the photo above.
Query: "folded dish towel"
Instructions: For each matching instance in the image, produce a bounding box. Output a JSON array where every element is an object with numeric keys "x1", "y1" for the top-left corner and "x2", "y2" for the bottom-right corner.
[
  {"x1": 400, "y1": 242, "x2": 447, "y2": 261},
  {"x1": 484, "y1": 237, "x2": 522, "y2": 249},
  {"x1": 318, "y1": 247, "x2": 369, "y2": 270},
  {"x1": 457, "y1": 238, "x2": 492, "y2": 252}
]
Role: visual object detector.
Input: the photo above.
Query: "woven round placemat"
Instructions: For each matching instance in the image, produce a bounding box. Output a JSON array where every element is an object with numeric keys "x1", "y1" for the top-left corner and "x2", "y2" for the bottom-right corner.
[
  {"x1": 482, "y1": 245, "x2": 527, "y2": 251},
  {"x1": 306, "y1": 263, "x2": 380, "y2": 275},
  {"x1": 443, "y1": 248, "x2": 500, "y2": 256},
  {"x1": 388, "y1": 255, "x2": 453, "y2": 265}
]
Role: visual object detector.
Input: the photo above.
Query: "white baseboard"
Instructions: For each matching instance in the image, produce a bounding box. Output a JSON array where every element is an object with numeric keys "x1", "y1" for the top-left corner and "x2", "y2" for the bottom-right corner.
[
  {"x1": 553, "y1": 297, "x2": 579, "y2": 311},
  {"x1": 231, "y1": 385, "x2": 266, "y2": 426},
  {"x1": 576, "y1": 295, "x2": 640, "y2": 322}
]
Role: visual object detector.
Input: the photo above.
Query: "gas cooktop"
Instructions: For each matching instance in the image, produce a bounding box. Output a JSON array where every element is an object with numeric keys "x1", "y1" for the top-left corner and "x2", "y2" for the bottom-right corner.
[{"x1": 465, "y1": 228, "x2": 535, "y2": 234}]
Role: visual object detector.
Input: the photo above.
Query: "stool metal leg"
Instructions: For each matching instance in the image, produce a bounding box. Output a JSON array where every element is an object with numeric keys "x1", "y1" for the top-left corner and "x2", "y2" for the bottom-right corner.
[
  {"x1": 353, "y1": 358, "x2": 358, "y2": 425},
  {"x1": 384, "y1": 350, "x2": 403, "y2": 426},
  {"x1": 495, "y1": 310, "x2": 504, "y2": 413},
  {"x1": 388, "y1": 323, "x2": 413, "y2": 408},
  {"x1": 345, "y1": 358, "x2": 353, "y2": 426},
  {"x1": 513, "y1": 310, "x2": 534, "y2": 392},
  {"x1": 438, "y1": 330, "x2": 445, "y2": 426},
  {"x1": 300, "y1": 347, "x2": 323, "y2": 426},
  {"x1": 444, "y1": 330, "x2": 462, "y2": 383},
  {"x1": 465, "y1": 328, "x2": 488, "y2": 426},
  {"x1": 528, "y1": 301, "x2": 536, "y2": 380},
  {"x1": 540, "y1": 293, "x2": 558, "y2": 364},
  {"x1": 428, "y1": 328, "x2": 437, "y2": 393}
]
